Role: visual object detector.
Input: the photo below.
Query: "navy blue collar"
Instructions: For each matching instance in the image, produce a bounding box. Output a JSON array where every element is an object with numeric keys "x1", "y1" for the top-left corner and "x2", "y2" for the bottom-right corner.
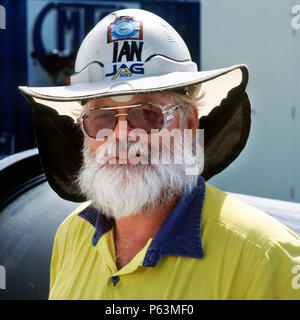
[{"x1": 78, "y1": 175, "x2": 206, "y2": 267}]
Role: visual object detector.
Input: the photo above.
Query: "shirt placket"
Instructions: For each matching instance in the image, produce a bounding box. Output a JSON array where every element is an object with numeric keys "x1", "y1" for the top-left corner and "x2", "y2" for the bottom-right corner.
[{"x1": 95, "y1": 234, "x2": 152, "y2": 299}]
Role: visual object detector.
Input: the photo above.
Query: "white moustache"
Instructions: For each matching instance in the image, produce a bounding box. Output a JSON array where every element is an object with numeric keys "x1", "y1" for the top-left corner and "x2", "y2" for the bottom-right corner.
[{"x1": 94, "y1": 139, "x2": 151, "y2": 165}]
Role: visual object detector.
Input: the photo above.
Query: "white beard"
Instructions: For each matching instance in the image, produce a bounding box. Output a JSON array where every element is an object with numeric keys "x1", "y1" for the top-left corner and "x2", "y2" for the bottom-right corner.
[{"x1": 76, "y1": 132, "x2": 204, "y2": 219}]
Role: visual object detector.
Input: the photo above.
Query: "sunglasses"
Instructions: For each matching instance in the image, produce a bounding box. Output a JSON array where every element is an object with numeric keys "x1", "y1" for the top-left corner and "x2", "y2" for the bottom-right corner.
[{"x1": 77, "y1": 102, "x2": 178, "y2": 138}]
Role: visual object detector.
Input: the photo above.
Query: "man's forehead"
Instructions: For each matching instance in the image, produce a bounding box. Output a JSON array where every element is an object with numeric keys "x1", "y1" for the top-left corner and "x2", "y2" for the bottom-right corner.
[{"x1": 84, "y1": 92, "x2": 175, "y2": 109}]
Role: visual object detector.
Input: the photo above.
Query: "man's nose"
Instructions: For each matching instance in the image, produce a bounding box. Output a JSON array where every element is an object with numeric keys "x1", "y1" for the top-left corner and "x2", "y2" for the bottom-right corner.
[{"x1": 114, "y1": 115, "x2": 131, "y2": 142}]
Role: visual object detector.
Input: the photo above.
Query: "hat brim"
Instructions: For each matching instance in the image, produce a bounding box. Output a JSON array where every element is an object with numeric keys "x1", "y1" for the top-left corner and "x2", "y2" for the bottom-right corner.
[
  {"x1": 19, "y1": 64, "x2": 251, "y2": 202},
  {"x1": 19, "y1": 64, "x2": 248, "y2": 119},
  {"x1": 19, "y1": 64, "x2": 245, "y2": 99}
]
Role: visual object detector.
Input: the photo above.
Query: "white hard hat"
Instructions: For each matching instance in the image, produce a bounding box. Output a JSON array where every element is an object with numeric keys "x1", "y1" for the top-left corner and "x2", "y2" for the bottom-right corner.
[
  {"x1": 18, "y1": 8, "x2": 251, "y2": 203},
  {"x1": 19, "y1": 8, "x2": 248, "y2": 116},
  {"x1": 71, "y1": 8, "x2": 197, "y2": 85}
]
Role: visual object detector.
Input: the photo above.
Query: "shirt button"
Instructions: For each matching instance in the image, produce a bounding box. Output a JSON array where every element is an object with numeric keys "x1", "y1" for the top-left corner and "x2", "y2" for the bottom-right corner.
[
  {"x1": 148, "y1": 252, "x2": 153, "y2": 262},
  {"x1": 111, "y1": 276, "x2": 120, "y2": 286}
]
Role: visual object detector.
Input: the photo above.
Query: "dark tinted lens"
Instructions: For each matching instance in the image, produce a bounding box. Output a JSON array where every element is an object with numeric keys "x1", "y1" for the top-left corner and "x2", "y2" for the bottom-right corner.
[
  {"x1": 83, "y1": 108, "x2": 116, "y2": 138},
  {"x1": 128, "y1": 104, "x2": 164, "y2": 133}
]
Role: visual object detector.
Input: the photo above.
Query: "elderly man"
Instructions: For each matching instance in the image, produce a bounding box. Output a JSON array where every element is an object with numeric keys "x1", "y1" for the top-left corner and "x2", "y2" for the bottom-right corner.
[{"x1": 20, "y1": 9, "x2": 300, "y2": 300}]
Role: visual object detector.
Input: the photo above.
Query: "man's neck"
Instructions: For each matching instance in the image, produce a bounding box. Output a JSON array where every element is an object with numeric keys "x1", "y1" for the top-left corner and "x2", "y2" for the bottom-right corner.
[{"x1": 113, "y1": 196, "x2": 178, "y2": 269}]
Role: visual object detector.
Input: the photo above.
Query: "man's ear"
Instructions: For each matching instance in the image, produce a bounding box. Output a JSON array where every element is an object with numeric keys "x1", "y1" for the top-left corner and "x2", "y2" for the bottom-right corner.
[{"x1": 186, "y1": 104, "x2": 199, "y2": 135}]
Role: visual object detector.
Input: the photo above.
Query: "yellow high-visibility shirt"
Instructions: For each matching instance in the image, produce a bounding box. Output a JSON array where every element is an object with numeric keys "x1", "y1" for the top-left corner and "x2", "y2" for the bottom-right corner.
[{"x1": 49, "y1": 177, "x2": 300, "y2": 300}]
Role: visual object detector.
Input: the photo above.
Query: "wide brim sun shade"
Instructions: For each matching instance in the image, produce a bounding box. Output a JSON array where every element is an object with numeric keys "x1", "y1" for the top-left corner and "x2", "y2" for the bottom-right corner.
[{"x1": 18, "y1": 64, "x2": 251, "y2": 203}]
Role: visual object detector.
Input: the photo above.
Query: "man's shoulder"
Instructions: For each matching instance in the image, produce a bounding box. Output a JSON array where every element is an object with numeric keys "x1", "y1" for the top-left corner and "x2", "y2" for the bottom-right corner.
[
  {"x1": 55, "y1": 201, "x2": 94, "y2": 242},
  {"x1": 202, "y1": 184, "x2": 299, "y2": 251}
]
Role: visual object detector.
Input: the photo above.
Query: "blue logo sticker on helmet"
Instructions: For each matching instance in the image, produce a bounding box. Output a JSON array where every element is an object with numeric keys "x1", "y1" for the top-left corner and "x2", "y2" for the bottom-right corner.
[
  {"x1": 104, "y1": 62, "x2": 145, "y2": 80},
  {"x1": 108, "y1": 17, "x2": 143, "y2": 43}
]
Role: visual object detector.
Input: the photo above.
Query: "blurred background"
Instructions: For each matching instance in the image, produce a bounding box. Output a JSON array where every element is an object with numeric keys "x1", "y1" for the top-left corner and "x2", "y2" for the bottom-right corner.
[
  {"x1": 0, "y1": 0, "x2": 299, "y2": 299},
  {"x1": 203, "y1": 0, "x2": 300, "y2": 203}
]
